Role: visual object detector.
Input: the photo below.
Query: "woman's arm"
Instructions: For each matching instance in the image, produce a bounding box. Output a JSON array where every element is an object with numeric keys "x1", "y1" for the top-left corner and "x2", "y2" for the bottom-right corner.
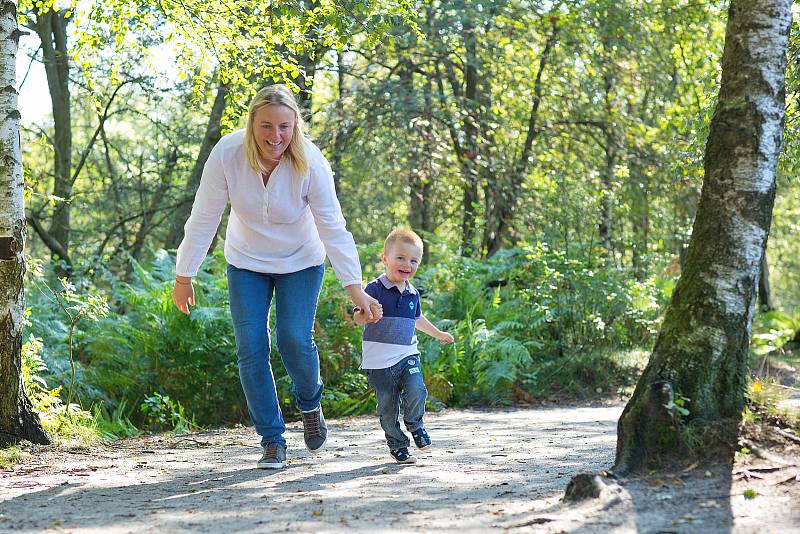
[
  {"x1": 172, "y1": 142, "x2": 229, "y2": 315},
  {"x1": 306, "y1": 144, "x2": 362, "y2": 289}
]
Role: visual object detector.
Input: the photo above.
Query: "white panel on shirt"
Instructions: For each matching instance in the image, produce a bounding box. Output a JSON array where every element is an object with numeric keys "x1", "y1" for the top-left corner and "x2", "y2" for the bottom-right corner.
[{"x1": 361, "y1": 340, "x2": 420, "y2": 370}]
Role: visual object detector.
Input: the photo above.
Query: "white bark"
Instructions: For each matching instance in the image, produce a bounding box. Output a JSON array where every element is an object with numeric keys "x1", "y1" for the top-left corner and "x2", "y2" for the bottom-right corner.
[{"x1": 0, "y1": 0, "x2": 24, "y2": 324}]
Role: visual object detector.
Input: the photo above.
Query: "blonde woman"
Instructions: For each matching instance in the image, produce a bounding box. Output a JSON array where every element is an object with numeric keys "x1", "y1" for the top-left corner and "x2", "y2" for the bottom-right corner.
[{"x1": 172, "y1": 85, "x2": 381, "y2": 469}]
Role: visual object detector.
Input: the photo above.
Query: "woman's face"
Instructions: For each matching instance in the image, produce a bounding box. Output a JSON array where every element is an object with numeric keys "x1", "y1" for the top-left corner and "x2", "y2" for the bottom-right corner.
[{"x1": 253, "y1": 104, "x2": 295, "y2": 163}]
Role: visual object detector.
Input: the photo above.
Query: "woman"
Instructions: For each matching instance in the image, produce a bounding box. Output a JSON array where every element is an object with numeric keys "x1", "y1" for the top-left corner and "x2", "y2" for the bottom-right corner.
[{"x1": 172, "y1": 84, "x2": 381, "y2": 469}]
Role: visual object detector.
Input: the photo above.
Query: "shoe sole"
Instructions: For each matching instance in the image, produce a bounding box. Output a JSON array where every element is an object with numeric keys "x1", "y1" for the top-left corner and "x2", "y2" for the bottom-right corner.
[
  {"x1": 416, "y1": 443, "x2": 433, "y2": 451},
  {"x1": 390, "y1": 454, "x2": 417, "y2": 464},
  {"x1": 257, "y1": 461, "x2": 285, "y2": 469},
  {"x1": 305, "y1": 436, "x2": 327, "y2": 455}
]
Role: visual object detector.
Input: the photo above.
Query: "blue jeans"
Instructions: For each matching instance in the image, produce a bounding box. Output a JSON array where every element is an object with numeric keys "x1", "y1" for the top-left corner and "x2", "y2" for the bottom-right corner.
[
  {"x1": 365, "y1": 355, "x2": 428, "y2": 451},
  {"x1": 227, "y1": 263, "x2": 325, "y2": 447}
]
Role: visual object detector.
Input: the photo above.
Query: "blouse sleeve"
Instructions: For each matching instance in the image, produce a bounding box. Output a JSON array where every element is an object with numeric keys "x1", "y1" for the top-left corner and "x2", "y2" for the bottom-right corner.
[
  {"x1": 175, "y1": 142, "x2": 230, "y2": 277},
  {"x1": 306, "y1": 144, "x2": 363, "y2": 287}
]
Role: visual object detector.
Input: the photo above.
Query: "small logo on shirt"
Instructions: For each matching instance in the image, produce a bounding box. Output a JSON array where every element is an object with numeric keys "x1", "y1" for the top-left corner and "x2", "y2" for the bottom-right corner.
[{"x1": 409, "y1": 301, "x2": 415, "y2": 310}]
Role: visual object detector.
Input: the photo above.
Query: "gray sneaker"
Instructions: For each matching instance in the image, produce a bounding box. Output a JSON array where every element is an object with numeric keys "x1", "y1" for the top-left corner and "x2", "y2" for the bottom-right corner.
[
  {"x1": 257, "y1": 443, "x2": 286, "y2": 469},
  {"x1": 302, "y1": 407, "x2": 327, "y2": 453}
]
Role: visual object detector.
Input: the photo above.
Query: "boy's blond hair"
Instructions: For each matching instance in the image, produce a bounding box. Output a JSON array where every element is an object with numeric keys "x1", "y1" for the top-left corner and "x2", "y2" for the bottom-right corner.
[{"x1": 384, "y1": 228, "x2": 424, "y2": 253}]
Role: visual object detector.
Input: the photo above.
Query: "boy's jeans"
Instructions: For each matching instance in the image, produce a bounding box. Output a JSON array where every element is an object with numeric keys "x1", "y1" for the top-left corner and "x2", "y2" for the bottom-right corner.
[
  {"x1": 227, "y1": 263, "x2": 325, "y2": 447},
  {"x1": 365, "y1": 355, "x2": 428, "y2": 451}
]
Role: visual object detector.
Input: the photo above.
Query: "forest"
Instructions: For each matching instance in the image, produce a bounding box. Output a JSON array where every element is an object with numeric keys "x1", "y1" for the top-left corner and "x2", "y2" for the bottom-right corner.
[{"x1": 2, "y1": 0, "x2": 799, "y2": 463}]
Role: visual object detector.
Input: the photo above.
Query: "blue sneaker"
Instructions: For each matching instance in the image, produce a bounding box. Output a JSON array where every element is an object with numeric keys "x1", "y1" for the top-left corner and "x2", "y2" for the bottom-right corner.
[
  {"x1": 390, "y1": 447, "x2": 417, "y2": 464},
  {"x1": 411, "y1": 428, "x2": 432, "y2": 450}
]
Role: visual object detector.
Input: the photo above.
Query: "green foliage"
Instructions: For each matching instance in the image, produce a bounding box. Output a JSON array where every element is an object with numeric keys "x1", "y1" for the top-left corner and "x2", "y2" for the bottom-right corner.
[
  {"x1": 746, "y1": 378, "x2": 798, "y2": 431},
  {"x1": 84, "y1": 250, "x2": 243, "y2": 427},
  {"x1": 751, "y1": 310, "x2": 800, "y2": 356},
  {"x1": 140, "y1": 393, "x2": 198, "y2": 434},
  {"x1": 22, "y1": 334, "x2": 100, "y2": 444},
  {"x1": 416, "y1": 243, "x2": 661, "y2": 405},
  {"x1": 24, "y1": 240, "x2": 662, "y2": 431},
  {"x1": 0, "y1": 447, "x2": 27, "y2": 469}
]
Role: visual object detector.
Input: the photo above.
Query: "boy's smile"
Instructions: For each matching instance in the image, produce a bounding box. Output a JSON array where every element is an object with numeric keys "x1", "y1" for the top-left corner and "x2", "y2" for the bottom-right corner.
[{"x1": 382, "y1": 241, "x2": 422, "y2": 286}]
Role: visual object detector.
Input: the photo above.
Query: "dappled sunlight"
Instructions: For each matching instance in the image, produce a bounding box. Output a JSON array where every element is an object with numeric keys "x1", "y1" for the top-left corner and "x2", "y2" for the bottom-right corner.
[{"x1": 0, "y1": 406, "x2": 621, "y2": 533}]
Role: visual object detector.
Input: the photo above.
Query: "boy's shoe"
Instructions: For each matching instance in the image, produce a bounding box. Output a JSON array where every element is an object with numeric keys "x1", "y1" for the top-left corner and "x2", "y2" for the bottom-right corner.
[
  {"x1": 411, "y1": 428, "x2": 432, "y2": 450},
  {"x1": 302, "y1": 407, "x2": 328, "y2": 453},
  {"x1": 257, "y1": 443, "x2": 287, "y2": 469},
  {"x1": 390, "y1": 447, "x2": 417, "y2": 464}
]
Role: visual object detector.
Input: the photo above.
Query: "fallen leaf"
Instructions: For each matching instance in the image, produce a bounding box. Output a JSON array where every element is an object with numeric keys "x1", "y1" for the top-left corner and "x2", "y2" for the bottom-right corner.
[{"x1": 682, "y1": 462, "x2": 699, "y2": 472}]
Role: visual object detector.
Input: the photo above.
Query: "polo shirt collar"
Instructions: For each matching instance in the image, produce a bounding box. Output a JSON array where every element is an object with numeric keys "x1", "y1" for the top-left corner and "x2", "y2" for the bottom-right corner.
[{"x1": 379, "y1": 273, "x2": 417, "y2": 294}]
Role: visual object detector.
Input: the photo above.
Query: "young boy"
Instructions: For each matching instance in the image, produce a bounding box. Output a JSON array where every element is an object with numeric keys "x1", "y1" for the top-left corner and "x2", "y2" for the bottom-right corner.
[{"x1": 354, "y1": 228, "x2": 454, "y2": 464}]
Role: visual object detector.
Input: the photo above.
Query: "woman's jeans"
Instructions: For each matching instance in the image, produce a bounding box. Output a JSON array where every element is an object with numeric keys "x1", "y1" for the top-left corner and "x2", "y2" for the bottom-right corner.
[
  {"x1": 365, "y1": 355, "x2": 428, "y2": 451},
  {"x1": 227, "y1": 263, "x2": 325, "y2": 447}
]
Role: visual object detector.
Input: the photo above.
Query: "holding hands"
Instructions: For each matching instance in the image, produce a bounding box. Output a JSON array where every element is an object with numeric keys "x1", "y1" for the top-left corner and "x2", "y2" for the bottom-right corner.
[
  {"x1": 347, "y1": 284, "x2": 382, "y2": 324},
  {"x1": 353, "y1": 303, "x2": 383, "y2": 325}
]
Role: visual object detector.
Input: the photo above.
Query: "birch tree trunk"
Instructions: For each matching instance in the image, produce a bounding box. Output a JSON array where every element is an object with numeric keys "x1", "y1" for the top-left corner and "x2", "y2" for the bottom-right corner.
[
  {"x1": 165, "y1": 80, "x2": 229, "y2": 250},
  {"x1": 0, "y1": 0, "x2": 49, "y2": 446},
  {"x1": 614, "y1": 0, "x2": 792, "y2": 474}
]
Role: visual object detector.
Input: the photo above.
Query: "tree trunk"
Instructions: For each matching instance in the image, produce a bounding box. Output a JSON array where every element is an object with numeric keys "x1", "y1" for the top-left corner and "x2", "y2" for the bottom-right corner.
[
  {"x1": 165, "y1": 81, "x2": 229, "y2": 249},
  {"x1": 36, "y1": 9, "x2": 72, "y2": 267},
  {"x1": 409, "y1": 76, "x2": 435, "y2": 255},
  {"x1": 758, "y1": 251, "x2": 774, "y2": 311},
  {"x1": 0, "y1": 1, "x2": 49, "y2": 446},
  {"x1": 614, "y1": 0, "x2": 792, "y2": 474},
  {"x1": 330, "y1": 50, "x2": 346, "y2": 193},
  {"x1": 460, "y1": 17, "x2": 480, "y2": 258},
  {"x1": 598, "y1": 45, "x2": 616, "y2": 264},
  {"x1": 483, "y1": 19, "x2": 558, "y2": 257},
  {"x1": 629, "y1": 156, "x2": 650, "y2": 281}
]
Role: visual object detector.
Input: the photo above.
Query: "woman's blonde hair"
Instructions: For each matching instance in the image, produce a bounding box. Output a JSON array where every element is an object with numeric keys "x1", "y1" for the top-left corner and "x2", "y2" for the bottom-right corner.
[{"x1": 244, "y1": 84, "x2": 309, "y2": 176}]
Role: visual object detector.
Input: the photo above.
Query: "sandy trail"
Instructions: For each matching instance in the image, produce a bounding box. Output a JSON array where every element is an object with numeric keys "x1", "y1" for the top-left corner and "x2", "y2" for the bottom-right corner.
[{"x1": 0, "y1": 404, "x2": 797, "y2": 533}]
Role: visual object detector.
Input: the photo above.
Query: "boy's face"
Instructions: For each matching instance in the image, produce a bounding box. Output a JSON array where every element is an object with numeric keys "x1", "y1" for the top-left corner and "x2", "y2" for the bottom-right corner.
[{"x1": 382, "y1": 241, "x2": 422, "y2": 285}]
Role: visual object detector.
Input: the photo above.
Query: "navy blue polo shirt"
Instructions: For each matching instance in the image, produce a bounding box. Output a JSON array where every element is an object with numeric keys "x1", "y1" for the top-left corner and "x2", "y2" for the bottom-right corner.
[{"x1": 361, "y1": 274, "x2": 422, "y2": 369}]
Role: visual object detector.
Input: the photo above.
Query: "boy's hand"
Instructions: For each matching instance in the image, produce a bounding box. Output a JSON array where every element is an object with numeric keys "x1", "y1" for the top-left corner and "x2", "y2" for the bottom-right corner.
[
  {"x1": 354, "y1": 303, "x2": 383, "y2": 325},
  {"x1": 368, "y1": 302, "x2": 383, "y2": 322},
  {"x1": 437, "y1": 331, "x2": 455, "y2": 344},
  {"x1": 354, "y1": 309, "x2": 369, "y2": 325}
]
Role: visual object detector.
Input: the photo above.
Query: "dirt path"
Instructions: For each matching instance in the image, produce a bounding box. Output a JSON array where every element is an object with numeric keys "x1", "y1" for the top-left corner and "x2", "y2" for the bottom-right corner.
[{"x1": 0, "y1": 404, "x2": 798, "y2": 533}]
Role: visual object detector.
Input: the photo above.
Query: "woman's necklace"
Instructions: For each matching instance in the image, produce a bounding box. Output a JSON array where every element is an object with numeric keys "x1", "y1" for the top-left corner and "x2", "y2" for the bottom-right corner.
[{"x1": 261, "y1": 160, "x2": 279, "y2": 187}]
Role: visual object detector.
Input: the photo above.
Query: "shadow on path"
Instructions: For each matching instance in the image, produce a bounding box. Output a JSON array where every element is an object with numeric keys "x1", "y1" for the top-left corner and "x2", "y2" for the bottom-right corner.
[{"x1": 0, "y1": 405, "x2": 623, "y2": 533}]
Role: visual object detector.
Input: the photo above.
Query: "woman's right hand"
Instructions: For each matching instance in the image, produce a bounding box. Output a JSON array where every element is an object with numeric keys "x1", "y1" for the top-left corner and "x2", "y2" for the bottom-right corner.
[
  {"x1": 346, "y1": 284, "x2": 382, "y2": 323},
  {"x1": 172, "y1": 276, "x2": 195, "y2": 315}
]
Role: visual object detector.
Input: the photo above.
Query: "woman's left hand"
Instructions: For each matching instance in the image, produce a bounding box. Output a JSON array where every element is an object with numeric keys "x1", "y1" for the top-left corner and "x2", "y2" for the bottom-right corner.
[{"x1": 346, "y1": 284, "x2": 382, "y2": 323}]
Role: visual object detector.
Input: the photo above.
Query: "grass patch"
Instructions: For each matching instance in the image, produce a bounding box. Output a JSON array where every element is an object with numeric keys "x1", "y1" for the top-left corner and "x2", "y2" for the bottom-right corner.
[
  {"x1": 744, "y1": 378, "x2": 799, "y2": 432},
  {"x1": 0, "y1": 446, "x2": 28, "y2": 469},
  {"x1": 523, "y1": 348, "x2": 649, "y2": 399}
]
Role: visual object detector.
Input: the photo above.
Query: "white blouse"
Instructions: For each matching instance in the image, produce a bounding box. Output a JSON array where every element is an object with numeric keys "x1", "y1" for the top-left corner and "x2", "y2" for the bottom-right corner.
[{"x1": 176, "y1": 130, "x2": 362, "y2": 287}]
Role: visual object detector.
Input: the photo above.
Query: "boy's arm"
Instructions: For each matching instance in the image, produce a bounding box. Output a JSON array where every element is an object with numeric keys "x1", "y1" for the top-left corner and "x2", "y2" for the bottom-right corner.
[{"x1": 416, "y1": 315, "x2": 455, "y2": 344}]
